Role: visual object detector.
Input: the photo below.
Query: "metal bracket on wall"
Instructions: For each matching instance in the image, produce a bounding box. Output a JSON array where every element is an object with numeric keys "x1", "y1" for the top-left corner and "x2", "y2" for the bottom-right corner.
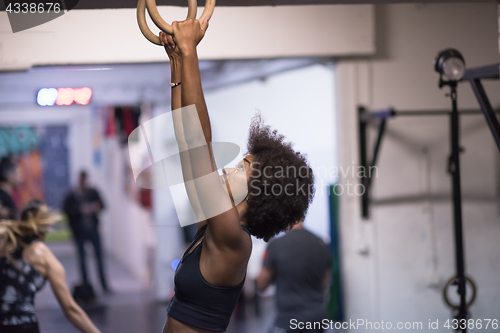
[
  {"x1": 358, "y1": 106, "x2": 389, "y2": 219},
  {"x1": 463, "y1": 63, "x2": 500, "y2": 152}
]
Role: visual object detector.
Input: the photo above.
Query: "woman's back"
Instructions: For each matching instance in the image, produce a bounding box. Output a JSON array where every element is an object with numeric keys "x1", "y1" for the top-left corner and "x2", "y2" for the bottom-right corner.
[{"x1": 0, "y1": 246, "x2": 46, "y2": 329}]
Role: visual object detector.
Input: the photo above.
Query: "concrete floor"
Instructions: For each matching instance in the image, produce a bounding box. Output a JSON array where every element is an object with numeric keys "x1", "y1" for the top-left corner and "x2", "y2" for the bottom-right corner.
[{"x1": 35, "y1": 241, "x2": 276, "y2": 333}]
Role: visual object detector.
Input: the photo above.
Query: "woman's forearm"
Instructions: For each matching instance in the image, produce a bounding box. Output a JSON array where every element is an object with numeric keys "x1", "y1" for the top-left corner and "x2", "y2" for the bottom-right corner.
[
  {"x1": 171, "y1": 103, "x2": 208, "y2": 224},
  {"x1": 64, "y1": 302, "x2": 100, "y2": 333},
  {"x1": 170, "y1": 58, "x2": 182, "y2": 111},
  {"x1": 180, "y1": 49, "x2": 212, "y2": 143},
  {"x1": 175, "y1": 48, "x2": 232, "y2": 226}
]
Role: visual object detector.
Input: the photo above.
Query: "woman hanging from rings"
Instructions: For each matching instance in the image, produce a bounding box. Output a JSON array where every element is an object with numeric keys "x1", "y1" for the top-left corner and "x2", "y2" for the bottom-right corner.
[
  {"x1": 159, "y1": 15, "x2": 315, "y2": 333},
  {"x1": 0, "y1": 200, "x2": 101, "y2": 333}
]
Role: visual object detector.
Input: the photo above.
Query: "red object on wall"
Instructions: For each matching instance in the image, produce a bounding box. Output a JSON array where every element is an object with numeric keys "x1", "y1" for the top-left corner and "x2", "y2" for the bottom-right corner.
[
  {"x1": 104, "y1": 107, "x2": 117, "y2": 137},
  {"x1": 122, "y1": 107, "x2": 135, "y2": 137}
]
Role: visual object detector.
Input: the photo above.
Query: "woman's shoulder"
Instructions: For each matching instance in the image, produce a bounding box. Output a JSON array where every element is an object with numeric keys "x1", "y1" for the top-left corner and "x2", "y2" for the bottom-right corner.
[
  {"x1": 25, "y1": 240, "x2": 50, "y2": 254},
  {"x1": 205, "y1": 223, "x2": 252, "y2": 259},
  {"x1": 23, "y1": 241, "x2": 50, "y2": 268}
]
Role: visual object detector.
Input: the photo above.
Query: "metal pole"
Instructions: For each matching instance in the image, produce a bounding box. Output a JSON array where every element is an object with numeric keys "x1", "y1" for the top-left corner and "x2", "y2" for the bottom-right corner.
[
  {"x1": 367, "y1": 119, "x2": 386, "y2": 189},
  {"x1": 358, "y1": 106, "x2": 369, "y2": 219},
  {"x1": 449, "y1": 85, "x2": 468, "y2": 330}
]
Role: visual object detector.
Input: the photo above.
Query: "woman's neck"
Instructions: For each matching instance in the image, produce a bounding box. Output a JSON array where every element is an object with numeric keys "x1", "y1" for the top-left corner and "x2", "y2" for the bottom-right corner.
[{"x1": 236, "y1": 200, "x2": 248, "y2": 226}]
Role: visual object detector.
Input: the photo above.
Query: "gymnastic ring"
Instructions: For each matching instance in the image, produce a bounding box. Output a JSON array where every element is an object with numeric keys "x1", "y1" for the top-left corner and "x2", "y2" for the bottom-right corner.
[
  {"x1": 442, "y1": 275, "x2": 477, "y2": 310},
  {"x1": 137, "y1": 0, "x2": 215, "y2": 45}
]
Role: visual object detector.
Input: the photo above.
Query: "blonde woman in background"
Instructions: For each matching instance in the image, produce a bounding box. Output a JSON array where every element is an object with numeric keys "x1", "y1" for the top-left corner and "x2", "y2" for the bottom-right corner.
[{"x1": 0, "y1": 200, "x2": 101, "y2": 333}]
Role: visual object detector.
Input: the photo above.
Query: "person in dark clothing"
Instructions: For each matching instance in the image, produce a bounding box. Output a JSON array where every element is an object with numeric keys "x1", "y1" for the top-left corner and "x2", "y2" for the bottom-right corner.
[
  {"x1": 62, "y1": 170, "x2": 109, "y2": 292},
  {"x1": 256, "y1": 221, "x2": 332, "y2": 333},
  {"x1": 0, "y1": 157, "x2": 20, "y2": 220}
]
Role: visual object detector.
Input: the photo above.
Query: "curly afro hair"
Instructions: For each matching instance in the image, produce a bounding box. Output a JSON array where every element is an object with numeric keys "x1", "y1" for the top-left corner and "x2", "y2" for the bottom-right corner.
[{"x1": 245, "y1": 113, "x2": 315, "y2": 242}]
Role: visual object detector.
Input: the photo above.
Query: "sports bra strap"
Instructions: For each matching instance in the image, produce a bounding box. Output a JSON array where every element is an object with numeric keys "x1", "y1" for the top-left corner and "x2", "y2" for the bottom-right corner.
[
  {"x1": 184, "y1": 224, "x2": 250, "y2": 256},
  {"x1": 183, "y1": 225, "x2": 208, "y2": 257}
]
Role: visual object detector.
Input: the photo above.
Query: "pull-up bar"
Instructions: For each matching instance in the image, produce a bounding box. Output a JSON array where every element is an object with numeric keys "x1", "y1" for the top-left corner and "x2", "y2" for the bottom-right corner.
[
  {"x1": 360, "y1": 108, "x2": 496, "y2": 121},
  {"x1": 463, "y1": 64, "x2": 500, "y2": 151},
  {"x1": 358, "y1": 106, "x2": 500, "y2": 219}
]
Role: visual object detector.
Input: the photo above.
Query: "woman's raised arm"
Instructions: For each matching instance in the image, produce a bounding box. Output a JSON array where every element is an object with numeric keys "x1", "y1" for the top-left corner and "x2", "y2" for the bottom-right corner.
[
  {"x1": 171, "y1": 19, "x2": 246, "y2": 249},
  {"x1": 161, "y1": 31, "x2": 207, "y2": 230}
]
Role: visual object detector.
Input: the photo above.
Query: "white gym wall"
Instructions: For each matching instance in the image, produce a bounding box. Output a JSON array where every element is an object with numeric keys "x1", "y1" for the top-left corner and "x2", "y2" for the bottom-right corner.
[{"x1": 0, "y1": 5, "x2": 374, "y2": 70}]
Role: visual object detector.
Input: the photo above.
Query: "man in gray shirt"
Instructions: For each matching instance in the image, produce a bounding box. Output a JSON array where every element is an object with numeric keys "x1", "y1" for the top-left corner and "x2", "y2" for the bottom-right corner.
[{"x1": 256, "y1": 221, "x2": 332, "y2": 333}]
